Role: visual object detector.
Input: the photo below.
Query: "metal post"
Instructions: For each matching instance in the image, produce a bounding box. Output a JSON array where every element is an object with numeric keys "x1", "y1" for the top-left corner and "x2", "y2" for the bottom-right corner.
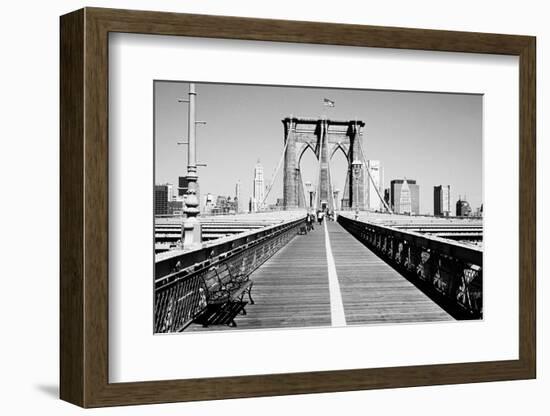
[{"x1": 182, "y1": 83, "x2": 202, "y2": 250}]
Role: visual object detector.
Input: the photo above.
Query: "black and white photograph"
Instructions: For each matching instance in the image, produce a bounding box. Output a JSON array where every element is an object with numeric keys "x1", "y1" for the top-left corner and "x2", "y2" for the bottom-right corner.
[{"x1": 154, "y1": 81, "x2": 483, "y2": 333}]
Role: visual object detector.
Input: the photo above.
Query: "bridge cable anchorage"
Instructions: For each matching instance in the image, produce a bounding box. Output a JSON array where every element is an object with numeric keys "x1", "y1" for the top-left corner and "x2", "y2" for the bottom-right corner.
[
  {"x1": 261, "y1": 127, "x2": 292, "y2": 207},
  {"x1": 357, "y1": 135, "x2": 393, "y2": 214}
]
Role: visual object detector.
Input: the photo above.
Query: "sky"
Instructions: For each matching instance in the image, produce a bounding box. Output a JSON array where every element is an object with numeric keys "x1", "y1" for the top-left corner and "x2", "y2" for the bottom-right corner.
[{"x1": 154, "y1": 81, "x2": 482, "y2": 215}]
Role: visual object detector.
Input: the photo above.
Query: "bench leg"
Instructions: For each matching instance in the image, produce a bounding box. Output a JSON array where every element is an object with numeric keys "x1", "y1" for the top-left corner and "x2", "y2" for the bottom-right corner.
[
  {"x1": 229, "y1": 319, "x2": 237, "y2": 327},
  {"x1": 248, "y1": 287, "x2": 255, "y2": 305}
]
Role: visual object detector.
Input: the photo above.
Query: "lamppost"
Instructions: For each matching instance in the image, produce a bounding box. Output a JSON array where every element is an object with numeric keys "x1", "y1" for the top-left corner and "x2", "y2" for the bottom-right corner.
[
  {"x1": 178, "y1": 83, "x2": 207, "y2": 250},
  {"x1": 351, "y1": 159, "x2": 363, "y2": 220}
]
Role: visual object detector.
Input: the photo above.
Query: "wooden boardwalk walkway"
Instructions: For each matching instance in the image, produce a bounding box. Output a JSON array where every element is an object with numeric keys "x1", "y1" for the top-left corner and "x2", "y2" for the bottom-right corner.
[
  {"x1": 327, "y1": 221, "x2": 452, "y2": 324},
  {"x1": 187, "y1": 219, "x2": 451, "y2": 332}
]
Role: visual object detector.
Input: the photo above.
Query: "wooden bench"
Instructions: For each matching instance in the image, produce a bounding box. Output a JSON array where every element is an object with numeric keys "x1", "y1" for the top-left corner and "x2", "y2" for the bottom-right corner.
[{"x1": 194, "y1": 262, "x2": 254, "y2": 327}]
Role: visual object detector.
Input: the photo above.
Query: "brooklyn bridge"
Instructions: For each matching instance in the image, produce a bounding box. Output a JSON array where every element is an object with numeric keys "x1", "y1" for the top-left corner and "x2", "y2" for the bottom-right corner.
[{"x1": 154, "y1": 85, "x2": 482, "y2": 333}]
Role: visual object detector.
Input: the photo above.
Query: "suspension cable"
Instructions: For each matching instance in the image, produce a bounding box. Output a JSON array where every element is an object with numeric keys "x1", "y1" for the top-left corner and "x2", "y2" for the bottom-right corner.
[
  {"x1": 357, "y1": 130, "x2": 393, "y2": 213},
  {"x1": 261, "y1": 128, "x2": 291, "y2": 206}
]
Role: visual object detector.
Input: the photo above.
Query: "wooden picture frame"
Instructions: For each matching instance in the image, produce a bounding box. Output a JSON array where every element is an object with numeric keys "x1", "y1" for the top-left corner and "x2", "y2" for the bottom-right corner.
[{"x1": 60, "y1": 7, "x2": 536, "y2": 408}]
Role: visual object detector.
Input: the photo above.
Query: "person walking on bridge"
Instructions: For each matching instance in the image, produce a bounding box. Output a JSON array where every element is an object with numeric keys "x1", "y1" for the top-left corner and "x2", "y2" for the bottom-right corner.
[
  {"x1": 306, "y1": 212, "x2": 314, "y2": 232},
  {"x1": 317, "y1": 210, "x2": 324, "y2": 225}
]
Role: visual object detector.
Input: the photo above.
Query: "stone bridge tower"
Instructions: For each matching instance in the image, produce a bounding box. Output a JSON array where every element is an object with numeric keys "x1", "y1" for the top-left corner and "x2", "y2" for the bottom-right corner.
[{"x1": 282, "y1": 117, "x2": 366, "y2": 211}]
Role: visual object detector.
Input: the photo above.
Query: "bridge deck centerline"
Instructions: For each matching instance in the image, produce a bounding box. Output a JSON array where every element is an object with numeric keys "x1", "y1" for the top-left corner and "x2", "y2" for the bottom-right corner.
[{"x1": 323, "y1": 220, "x2": 347, "y2": 327}]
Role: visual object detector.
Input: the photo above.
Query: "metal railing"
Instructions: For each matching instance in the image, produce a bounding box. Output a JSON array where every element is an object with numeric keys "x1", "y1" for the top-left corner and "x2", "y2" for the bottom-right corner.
[
  {"x1": 154, "y1": 216, "x2": 306, "y2": 333},
  {"x1": 338, "y1": 215, "x2": 483, "y2": 319}
]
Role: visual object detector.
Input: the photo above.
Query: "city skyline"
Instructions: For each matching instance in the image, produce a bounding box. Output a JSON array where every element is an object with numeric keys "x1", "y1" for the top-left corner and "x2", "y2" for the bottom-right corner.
[{"x1": 154, "y1": 81, "x2": 482, "y2": 214}]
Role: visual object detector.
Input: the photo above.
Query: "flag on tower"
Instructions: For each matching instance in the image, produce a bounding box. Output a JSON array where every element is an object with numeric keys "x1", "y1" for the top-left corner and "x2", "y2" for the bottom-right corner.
[{"x1": 323, "y1": 98, "x2": 335, "y2": 107}]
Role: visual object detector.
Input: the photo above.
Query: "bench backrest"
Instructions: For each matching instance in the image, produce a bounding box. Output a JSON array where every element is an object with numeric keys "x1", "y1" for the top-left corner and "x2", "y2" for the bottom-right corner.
[
  {"x1": 213, "y1": 263, "x2": 235, "y2": 286},
  {"x1": 201, "y1": 263, "x2": 237, "y2": 292},
  {"x1": 202, "y1": 267, "x2": 223, "y2": 294}
]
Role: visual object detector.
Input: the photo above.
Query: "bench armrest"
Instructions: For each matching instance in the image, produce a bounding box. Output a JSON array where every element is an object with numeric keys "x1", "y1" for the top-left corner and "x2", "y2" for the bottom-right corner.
[{"x1": 231, "y1": 272, "x2": 249, "y2": 283}]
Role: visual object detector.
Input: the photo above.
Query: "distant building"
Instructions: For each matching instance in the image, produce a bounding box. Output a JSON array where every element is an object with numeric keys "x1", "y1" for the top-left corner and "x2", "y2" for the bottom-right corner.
[
  {"x1": 390, "y1": 179, "x2": 419, "y2": 215},
  {"x1": 212, "y1": 195, "x2": 227, "y2": 215},
  {"x1": 251, "y1": 160, "x2": 265, "y2": 212},
  {"x1": 203, "y1": 193, "x2": 215, "y2": 215},
  {"x1": 168, "y1": 200, "x2": 184, "y2": 215},
  {"x1": 456, "y1": 197, "x2": 472, "y2": 217},
  {"x1": 366, "y1": 160, "x2": 383, "y2": 211},
  {"x1": 434, "y1": 185, "x2": 451, "y2": 216},
  {"x1": 235, "y1": 180, "x2": 242, "y2": 213},
  {"x1": 211, "y1": 195, "x2": 237, "y2": 215},
  {"x1": 154, "y1": 185, "x2": 168, "y2": 215},
  {"x1": 474, "y1": 205, "x2": 483, "y2": 217},
  {"x1": 267, "y1": 198, "x2": 285, "y2": 211},
  {"x1": 474, "y1": 203, "x2": 484, "y2": 217}
]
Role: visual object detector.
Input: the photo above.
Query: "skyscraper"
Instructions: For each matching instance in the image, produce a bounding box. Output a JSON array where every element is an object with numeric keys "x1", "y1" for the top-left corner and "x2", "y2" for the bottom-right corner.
[
  {"x1": 252, "y1": 160, "x2": 265, "y2": 212},
  {"x1": 366, "y1": 160, "x2": 383, "y2": 211},
  {"x1": 434, "y1": 185, "x2": 451, "y2": 216},
  {"x1": 399, "y1": 181, "x2": 412, "y2": 214},
  {"x1": 154, "y1": 185, "x2": 168, "y2": 216},
  {"x1": 390, "y1": 179, "x2": 420, "y2": 215},
  {"x1": 235, "y1": 180, "x2": 242, "y2": 213},
  {"x1": 456, "y1": 197, "x2": 472, "y2": 217}
]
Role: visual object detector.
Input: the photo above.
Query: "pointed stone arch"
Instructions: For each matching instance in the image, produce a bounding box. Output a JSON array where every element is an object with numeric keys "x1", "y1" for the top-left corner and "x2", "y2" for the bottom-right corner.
[
  {"x1": 330, "y1": 142, "x2": 350, "y2": 161},
  {"x1": 282, "y1": 117, "x2": 365, "y2": 211}
]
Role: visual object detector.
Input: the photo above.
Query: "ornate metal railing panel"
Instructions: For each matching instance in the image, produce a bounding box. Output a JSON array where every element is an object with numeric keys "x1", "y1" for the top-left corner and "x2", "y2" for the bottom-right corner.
[
  {"x1": 338, "y1": 215, "x2": 482, "y2": 319},
  {"x1": 154, "y1": 216, "x2": 306, "y2": 333}
]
